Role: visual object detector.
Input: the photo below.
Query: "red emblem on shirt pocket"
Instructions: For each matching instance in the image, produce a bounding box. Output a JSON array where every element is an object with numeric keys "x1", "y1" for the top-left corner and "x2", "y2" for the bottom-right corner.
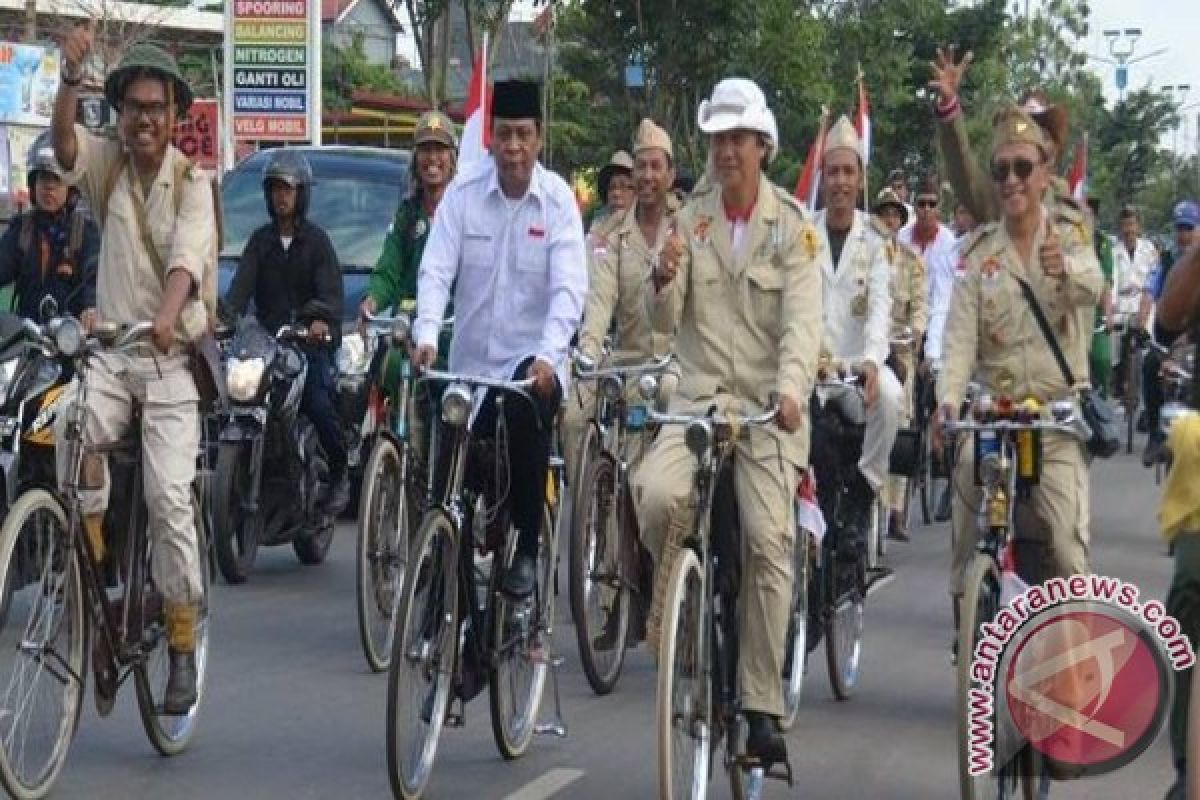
[{"x1": 529, "y1": 226, "x2": 545, "y2": 238}]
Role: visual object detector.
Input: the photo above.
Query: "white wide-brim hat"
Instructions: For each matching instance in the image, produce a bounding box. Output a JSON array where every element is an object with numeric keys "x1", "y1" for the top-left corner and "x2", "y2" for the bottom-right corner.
[{"x1": 697, "y1": 78, "x2": 779, "y2": 163}]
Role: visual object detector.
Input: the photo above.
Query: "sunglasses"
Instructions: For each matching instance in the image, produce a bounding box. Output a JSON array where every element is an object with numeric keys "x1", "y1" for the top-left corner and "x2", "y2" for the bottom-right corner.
[
  {"x1": 916, "y1": 198, "x2": 939, "y2": 209},
  {"x1": 990, "y1": 157, "x2": 1037, "y2": 183},
  {"x1": 1177, "y1": 223, "x2": 1196, "y2": 233}
]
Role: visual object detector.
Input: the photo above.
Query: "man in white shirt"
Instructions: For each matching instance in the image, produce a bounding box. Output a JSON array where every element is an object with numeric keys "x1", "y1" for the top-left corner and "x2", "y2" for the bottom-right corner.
[
  {"x1": 899, "y1": 176, "x2": 959, "y2": 370},
  {"x1": 1112, "y1": 205, "x2": 1158, "y2": 398},
  {"x1": 413, "y1": 80, "x2": 588, "y2": 597},
  {"x1": 816, "y1": 116, "x2": 902, "y2": 552}
]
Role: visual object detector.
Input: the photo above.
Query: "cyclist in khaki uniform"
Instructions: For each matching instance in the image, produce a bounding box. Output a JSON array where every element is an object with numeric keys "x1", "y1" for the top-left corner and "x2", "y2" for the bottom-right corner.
[
  {"x1": 935, "y1": 106, "x2": 1102, "y2": 654},
  {"x1": 564, "y1": 118, "x2": 677, "y2": 487},
  {"x1": 872, "y1": 187, "x2": 928, "y2": 541},
  {"x1": 52, "y1": 30, "x2": 215, "y2": 713},
  {"x1": 632, "y1": 78, "x2": 824, "y2": 767}
]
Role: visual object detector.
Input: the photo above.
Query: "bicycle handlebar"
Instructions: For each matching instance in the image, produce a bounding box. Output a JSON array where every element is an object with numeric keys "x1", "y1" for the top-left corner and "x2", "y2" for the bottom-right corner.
[
  {"x1": 647, "y1": 404, "x2": 779, "y2": 429},
  {"x1": 573, "y1": 352, "x2": 674, "y2": 381},
  {"x1": 418, "y1": 368, "x2": 537, "y2": 394}
]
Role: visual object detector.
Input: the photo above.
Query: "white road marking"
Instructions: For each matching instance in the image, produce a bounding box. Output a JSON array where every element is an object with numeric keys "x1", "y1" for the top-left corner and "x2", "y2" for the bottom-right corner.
[{"x1": 503, "y1": 768, "x2": 586, "y2": 800}]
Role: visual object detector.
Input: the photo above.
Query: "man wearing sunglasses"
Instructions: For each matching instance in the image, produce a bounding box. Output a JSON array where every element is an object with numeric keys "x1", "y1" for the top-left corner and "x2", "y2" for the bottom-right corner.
[
  {"x1": 1140, "y1": 200, "x2": 1199, "y2": 468},
  {"x1": 900, "y1": 177, "x2": 958, "y2": 377},
  {"x1": 929, "y1": 46, "x2": 1083, "y2": 230},
  {"x1": 936, "y1": 106, "x2": 1103, "y2": 662}
]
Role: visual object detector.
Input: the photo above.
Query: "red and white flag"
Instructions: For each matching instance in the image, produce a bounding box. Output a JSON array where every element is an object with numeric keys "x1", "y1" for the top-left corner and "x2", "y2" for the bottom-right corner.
[
  {"x1": 458, "y1": 36, "x2": 491, "y2": 169},
  {"x1": 854, "y1": 68, "x2": 871, "y2": 171},
  {"x1": 794, "y1": 110, "x2": 830, "y2": 211},
  {"x1": 1067, "y1": 132, "x2": 1088, "y2": 203}
]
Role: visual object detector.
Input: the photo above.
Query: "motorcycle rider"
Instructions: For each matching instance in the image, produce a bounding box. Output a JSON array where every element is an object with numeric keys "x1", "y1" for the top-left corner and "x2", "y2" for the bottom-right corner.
[
  {"x1": 413, "y1": 79, "x2": 588, "y2": 599},
  {"x1": 220, "y1": 149, "x2": 347, "y2": 513},
  {"x1": 815, "y1": 115, "x2": 904, "y2": 556},
  {"x1": 52, "y1": 31, "x2": 216, "y2": 713},
  {"x1": 635, "y1": 77, "x2": 824, "y2": 768},
  {"x1": 0, "y1": 133, "x2": 99, "y2": 323},
  {"x1": 1141, "y1": 200, "x2": 1198, "y2": 467}
]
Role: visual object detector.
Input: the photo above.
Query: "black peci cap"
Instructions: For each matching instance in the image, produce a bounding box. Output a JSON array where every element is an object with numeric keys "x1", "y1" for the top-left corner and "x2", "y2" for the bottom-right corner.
[{"x1": 492, "y1": 80, "x2": 542, "y2": 121}]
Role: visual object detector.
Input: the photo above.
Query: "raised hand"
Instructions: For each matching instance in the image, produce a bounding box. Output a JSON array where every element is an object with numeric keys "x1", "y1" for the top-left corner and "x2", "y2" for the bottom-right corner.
[{"x1": 927, "y1": 45, "x2": 973, "y2": 105}]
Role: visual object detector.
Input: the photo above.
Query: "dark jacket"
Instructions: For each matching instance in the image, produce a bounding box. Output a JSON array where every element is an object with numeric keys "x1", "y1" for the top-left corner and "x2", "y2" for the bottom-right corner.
[
  {"x1": 0, "y1": 196, "x2": 99, "y2": 320},
  {"x1": 221, "y1": 219, "x2": 343, "y2": 340}
]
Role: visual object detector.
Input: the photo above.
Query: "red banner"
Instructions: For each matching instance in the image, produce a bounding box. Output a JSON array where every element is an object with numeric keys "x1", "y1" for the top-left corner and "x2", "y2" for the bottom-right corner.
[{"x1": 173, "y1": 99, "x2": 220, "y2": 171}]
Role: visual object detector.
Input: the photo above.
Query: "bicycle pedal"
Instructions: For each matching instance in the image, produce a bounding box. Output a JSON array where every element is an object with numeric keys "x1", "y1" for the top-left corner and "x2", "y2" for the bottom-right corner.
[
  {"x1": 766, "y1": 758, "x2": 794, "y2": 787},
  {"x1": 534, "y1": 721, "x2": 567, "y2": 738}
]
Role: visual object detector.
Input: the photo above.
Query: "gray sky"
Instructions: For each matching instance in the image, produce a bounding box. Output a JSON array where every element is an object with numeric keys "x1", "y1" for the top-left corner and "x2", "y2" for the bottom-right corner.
[{"x1": 1083, "y1": 0, "x2": 1200, "y2": 153}]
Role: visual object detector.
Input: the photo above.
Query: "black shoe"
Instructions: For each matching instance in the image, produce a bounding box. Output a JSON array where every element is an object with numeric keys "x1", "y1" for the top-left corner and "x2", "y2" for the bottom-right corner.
[
  {"x1": 323, "y1": 472, "x2": 351, "y2": 515},
  {"x1": 1137, "y1": 410, "x2": 1150, "y2": 434},
  {"x1": 886, "y1": 510, "x2": 910, "y2": 542},
  {"x1": 745, "y1": 711, "x2": 788, "y2": 767},
  {"x1": 1143, "y1": 432, "x2": 1165, "y2": 468},
  {"x1": 163, "y1": 650, "x2": 197, "y2": 715},
  {"x1": 502, "y1": 554, "x2": 536, "y2": 599}
]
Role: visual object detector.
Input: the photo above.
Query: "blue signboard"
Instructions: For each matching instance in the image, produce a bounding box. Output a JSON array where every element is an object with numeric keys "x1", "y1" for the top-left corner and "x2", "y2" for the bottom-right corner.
[{"x1": 233, "y1": 91, "x2": 307, "y2": 114}]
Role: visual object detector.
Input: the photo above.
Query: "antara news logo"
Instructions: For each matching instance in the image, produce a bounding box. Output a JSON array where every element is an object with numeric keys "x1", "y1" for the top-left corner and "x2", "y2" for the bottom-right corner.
[{"x1": 966, "y1": 574, "x2": 1194, "y2": 779}]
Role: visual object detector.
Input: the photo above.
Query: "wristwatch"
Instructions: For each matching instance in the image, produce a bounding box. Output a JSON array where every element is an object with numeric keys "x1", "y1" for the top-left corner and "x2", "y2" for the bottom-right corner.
[{"x1": 61, "y1": 63, "x2": 84, "y2": 87}]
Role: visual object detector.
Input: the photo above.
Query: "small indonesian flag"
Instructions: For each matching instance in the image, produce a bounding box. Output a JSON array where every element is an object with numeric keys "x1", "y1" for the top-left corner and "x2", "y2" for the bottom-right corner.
[{"x1": 459, "y1": 42, "x2": 491, "y2": 169}]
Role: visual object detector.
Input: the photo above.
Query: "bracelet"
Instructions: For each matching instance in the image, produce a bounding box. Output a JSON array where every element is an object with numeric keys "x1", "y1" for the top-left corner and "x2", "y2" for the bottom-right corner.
[
  {"x1": 935, "y1": 95, "x2": 960, "y2": 119},
  {"x1": 61, "y1": 65, "x2": 83, "y2": 87}
]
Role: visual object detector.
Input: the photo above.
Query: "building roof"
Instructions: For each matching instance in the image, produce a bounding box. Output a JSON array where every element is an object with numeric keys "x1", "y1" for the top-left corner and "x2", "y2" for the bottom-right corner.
[
  {"x1": 321, "y1": 0, "x2": 402, "y2": 29},
  {"x1": 0, "y1": 0, "x2": 223, "y2": 34}
]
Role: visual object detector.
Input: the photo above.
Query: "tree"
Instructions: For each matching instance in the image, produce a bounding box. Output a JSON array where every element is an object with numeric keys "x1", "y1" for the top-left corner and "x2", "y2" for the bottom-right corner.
[{"x1": 323, "y1": 31, "x2": 414, "y2": 110}]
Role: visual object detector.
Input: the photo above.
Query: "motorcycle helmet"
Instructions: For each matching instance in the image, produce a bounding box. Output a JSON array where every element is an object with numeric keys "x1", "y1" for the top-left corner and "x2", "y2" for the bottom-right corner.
[
  {"x1": 26, "y1": 132, "x2": 67, "y2": 196},
  {"x1": 262, "y1": 148, "x2": 314, "y2": 221}
]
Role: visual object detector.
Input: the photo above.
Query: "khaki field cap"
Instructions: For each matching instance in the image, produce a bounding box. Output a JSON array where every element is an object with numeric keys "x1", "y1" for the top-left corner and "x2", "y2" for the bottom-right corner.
[
  {"x1": 697, "y1": 78, "x2": 779, "y2": 162},
  {"x1": 414, "y1": 110, "x2": 458, "y2": 150},
  {"x1": 1018, "y1": 89, "x2": 1069, "y2": 157},
  {"x1": 607, "y1": 150, "x2": 635, "y2": 171},
  {"x1": 992, "y1": 105, "x2": 1049, "y2": 155},
  {"x1": 633, "y1": 118, "x2": 673, "y2": 159},
  {"x1": 823, "y1": 115, "x2": 863, "y2": 163},
  {"x1": 873, "y1": 187, "x2": 909, "y2": 227}
]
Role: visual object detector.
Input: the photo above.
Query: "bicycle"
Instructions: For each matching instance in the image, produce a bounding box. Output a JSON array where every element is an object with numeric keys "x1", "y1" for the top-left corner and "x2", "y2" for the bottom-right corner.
[
  {"x1": 568, "y1": 350, "x2": 671, "y2": 695},
  {"x1": 947, "y1": 396, "x2": 1086, "y2": 800},
  {"x1": 1152, "y1": 341, "x2": 1194, "y2": 486},
  {"x1": 385, "y1": 370, "x2": 567, "y2": 800},
  {"x1": 639, "y1": 380, "x2": 787, "y2": 800},
  {"x1": 0, "y1": 319, "x2": 212, "y2": 800}
]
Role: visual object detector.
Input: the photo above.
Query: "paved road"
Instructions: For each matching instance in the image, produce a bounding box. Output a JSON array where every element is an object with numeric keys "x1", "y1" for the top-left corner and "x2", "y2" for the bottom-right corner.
[{"x1": 52, "y1": 447, "x2": 1180, "y2": 799}]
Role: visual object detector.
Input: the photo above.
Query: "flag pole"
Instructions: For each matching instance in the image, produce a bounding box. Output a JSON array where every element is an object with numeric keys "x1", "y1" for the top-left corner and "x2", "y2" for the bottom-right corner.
[{"x1": 857, "y1": 64, "x2": 868, "y2": 211}]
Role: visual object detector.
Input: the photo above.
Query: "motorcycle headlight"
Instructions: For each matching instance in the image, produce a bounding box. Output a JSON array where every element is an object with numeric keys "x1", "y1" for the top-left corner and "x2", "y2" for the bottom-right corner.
[
  {"x1": 337, "y1": 333, "x2": 370, "y2": 376},
  {"x1": 441, "y1": 383, "x2": 472, "y2": 427},
  {"x1": 228, "y1": 357, "x2": 267, "y2": 403},
  {"x1": 0, "y1": 358, "x2": 17, "y2": 397},
  {"x1": 52, "y1": 317, "x2": 84, "y2": 357}
]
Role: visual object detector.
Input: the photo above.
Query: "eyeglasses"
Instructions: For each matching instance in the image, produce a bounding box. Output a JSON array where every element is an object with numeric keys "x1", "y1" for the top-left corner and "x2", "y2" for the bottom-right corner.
[
  {"x1": 916, "y1": 198, "x2": 939, "y2": 209},
  {"x1": 122, "y1": 100, "x2": 169, "y2": 121},
  {"x1": 990, "y1": 157, "x2": 1037, "y2": 183},
  {"x1": 1177, "y1": 223, "x2": 1196, "y2": 233}
]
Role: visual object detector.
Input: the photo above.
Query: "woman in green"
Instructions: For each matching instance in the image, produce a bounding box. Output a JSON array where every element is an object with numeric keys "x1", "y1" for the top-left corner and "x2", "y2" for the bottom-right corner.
[{"x1": 1087, "y1": 197, "x2": 1116, "y2": 396}]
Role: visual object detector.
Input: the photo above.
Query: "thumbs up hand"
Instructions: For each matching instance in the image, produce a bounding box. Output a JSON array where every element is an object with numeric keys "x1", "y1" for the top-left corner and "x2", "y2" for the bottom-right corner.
[{"x1": 1041, "y1": 225, "x2": 1066, "y2": 280}]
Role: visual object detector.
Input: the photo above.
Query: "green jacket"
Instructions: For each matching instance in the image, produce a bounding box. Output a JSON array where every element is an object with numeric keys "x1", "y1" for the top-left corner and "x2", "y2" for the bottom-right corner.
[{"x1": 368, "y1": 195, "x2": 430, "y2": 311}]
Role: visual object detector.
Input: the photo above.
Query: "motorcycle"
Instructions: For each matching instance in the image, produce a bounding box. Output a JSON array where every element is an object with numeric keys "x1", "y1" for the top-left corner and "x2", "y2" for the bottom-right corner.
[
  {"x1": 335, "y1": 326, "x2": 379, "y2": 518},
  {"x1": 211, "y1": 317, "x2": 337, "y2": 583}
]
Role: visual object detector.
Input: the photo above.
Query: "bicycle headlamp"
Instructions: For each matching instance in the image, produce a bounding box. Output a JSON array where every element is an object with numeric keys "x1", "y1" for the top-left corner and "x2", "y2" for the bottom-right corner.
[
  {"x1": 685, "y1": 419, "x2": 712, "y2": 457},
  {"x1": 637, "y1": 374, "x2": 659, "y2": 403},
  {"x1": 441, "y1": 383, "x2": 472, "y2": 427},
  {"x1": 600, "y1": 374, "x2": 623, "y2": 404},
  {"x1": 390, "y1": 315, "x2": 412, "y2": 346}
]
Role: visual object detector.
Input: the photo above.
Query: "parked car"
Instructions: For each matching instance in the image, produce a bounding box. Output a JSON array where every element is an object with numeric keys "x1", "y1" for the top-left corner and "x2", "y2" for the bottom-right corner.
[{"x1": 218, "y1": 145, "x2": 412, "y2": 320}]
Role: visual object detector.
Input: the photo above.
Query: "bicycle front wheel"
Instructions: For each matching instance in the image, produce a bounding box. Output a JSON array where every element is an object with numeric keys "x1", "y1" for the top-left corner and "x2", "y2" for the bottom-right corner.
[
  {"x1": 957, "y1": 554, "x2": 1004, "y2": 800},
  {"x1": 489, "y1": 506, "x2": 554, "y2": 760},
  {"x1": 656, "y1": 548, "x2": 710, "y2": 800},
  {"x1": 387, "y1": 510, "x2": 458, "y2": 800},
  {"x1": 780, "y1": 532, "x2": 812, "y2": 730},
  {"x1": 357, "y1": 436, "x2": 414, "y2": 673},
  {"x1": 0, "y1": 489, "x2": 85, "y2": 800},
  {"x1": 825, "y1": 547, "x2": 864, "y2": 701},
  {"x1": 136, "y1": 490, "x2": 212, "y2": 756},
  {"x1": 570, "y1": 452, "x2": 629, "y2": 695}
]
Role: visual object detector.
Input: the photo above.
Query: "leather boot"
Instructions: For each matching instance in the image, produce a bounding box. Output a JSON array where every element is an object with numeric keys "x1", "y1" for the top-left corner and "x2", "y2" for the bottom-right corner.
[
  {"x1": 164, "y1": 603, "x2": 198, "y2": 715},
  {"x1": 745, "y1": 711, "x2": 788, "y2": 767}
]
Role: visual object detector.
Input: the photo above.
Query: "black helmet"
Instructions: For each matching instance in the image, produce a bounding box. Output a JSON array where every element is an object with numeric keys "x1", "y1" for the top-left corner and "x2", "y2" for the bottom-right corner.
[
  {"x1": 26, "y1": 132, "x2": 67, "y2": 195},
  {"x1": 261, "y1": 149, "x2": 314, "y2": 220}
]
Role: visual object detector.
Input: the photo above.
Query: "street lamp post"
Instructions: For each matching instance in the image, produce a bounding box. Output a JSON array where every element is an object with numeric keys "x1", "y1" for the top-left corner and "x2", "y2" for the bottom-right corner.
[{"x1": 1097, "y1": 28, "x2": 1167, "y2": 103}]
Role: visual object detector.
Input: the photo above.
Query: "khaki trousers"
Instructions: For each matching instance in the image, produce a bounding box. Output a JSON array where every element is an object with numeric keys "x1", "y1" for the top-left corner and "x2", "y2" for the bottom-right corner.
[
  {"x1": 56, "y1": 352, "x2": 203, "y2": 605},
  {"x1": 632, "y1": 426, "x2": 796, "y2": 717},
  {"x1": 883, "y1": 352, "x2": 915, "y2": 512}
]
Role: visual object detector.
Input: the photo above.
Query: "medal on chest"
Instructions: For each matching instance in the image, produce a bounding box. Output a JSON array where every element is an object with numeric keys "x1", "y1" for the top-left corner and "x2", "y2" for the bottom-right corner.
[{"x1": 693, "y1": 216, "x2": 713, "y2": 247}]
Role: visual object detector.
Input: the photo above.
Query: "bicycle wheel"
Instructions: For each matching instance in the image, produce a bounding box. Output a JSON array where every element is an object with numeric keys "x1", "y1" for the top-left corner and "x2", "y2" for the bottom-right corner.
[
  {"x1": 825, "y1": 547, "x2": 864, "y2": 701},
  {"x1": 0, "y1": 489, "x2": 85, "y2": 800},
  {"x1": 874, "y1": 498, "x2": 888, "y2": 562},
  {"x1": 1125, "y1": 344, "x2": 1140, "y2": 454},
  {"x1": 136, "y1": 491, "x2": 211, "y2": 756},
  {"x1": 957, "y1": 554, "x2": 1008, "y2": 800},
  {"x1": 212, "y1": 442, "x2": 260, "y2": 584},
  {"x1": 488, "y1": 506, "x2": 554, "y2": 760},
  {"x1": 570, "y1": 452, "x2": 629, "y2": 695},
  {"x1": 780, "y1": 531, "x2": 811, "y2": 730},
  {"x1": 386, "y1": 510, "x2": 458, "y2": 800},
  {"x1": 357, "y1": 436, "x2": 414, "y2": 673},
  {"x1": 656, "y1": 548, "x2": 710, "y2": 800}
]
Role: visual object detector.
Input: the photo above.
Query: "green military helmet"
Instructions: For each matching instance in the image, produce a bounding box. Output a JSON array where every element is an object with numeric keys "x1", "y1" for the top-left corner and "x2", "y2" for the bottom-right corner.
[
  {"x1": 413, "y1": 110, "x2": 459, "y2": 151},
  {"x1": 104, "y1": 43, "x2": 193, "y2": 117}
]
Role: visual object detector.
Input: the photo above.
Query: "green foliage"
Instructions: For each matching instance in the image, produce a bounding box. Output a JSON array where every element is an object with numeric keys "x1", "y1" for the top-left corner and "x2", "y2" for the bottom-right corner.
[{"x1": 323, "y1": 32, "x2": 411, "y2": 110}]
